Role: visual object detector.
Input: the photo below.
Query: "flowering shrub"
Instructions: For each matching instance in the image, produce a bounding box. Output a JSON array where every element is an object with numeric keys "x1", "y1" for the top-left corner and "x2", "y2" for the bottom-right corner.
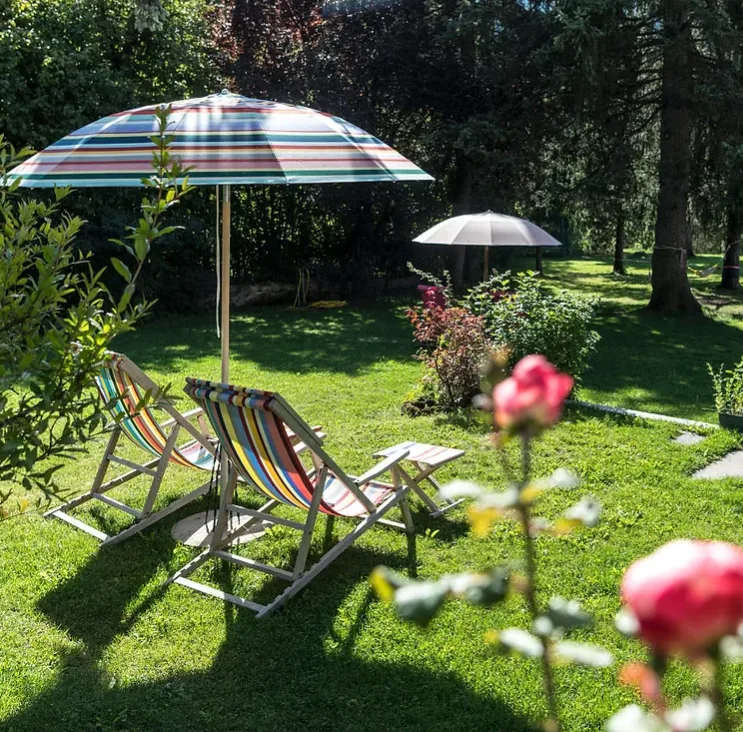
[
  {"x1": 463, "y1": 271, "x2": 600, "y2": 385},
  {"x1": 417, "y1": 284, "x2": 447, "y2": 310},
  {"x1": 406, "y1": 306, "x2": 489, "y2": 412}
]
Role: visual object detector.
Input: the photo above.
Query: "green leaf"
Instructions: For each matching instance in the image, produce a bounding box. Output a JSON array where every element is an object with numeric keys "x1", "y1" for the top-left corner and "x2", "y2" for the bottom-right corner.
[
  {"x1": 554, "y1": 641, "x2": 613, "y2": 667},
  {"x1": 110, "y1": 257, "x2": 132, "y2": 283},
  {"x1": 664, "y1": 697, "x2": 715, "y2": 732},
  {"x1": 394, "y1": 581, "x2": 448, "y2": 627},
  {"x1": 118, "y1": 284, "x2": 135, "y2": 310},
  {"x1": 545, "y1": 596, "x2": 592, "y2": 630},
  {"x1": 615, "y1": 609, "x2": 639, "y2": 637},
  {"x1": 456, "y1": 569, "x2": 510, "y2": 607},
  {"x1": 606, "y1": 705, "x2": 665, "y2": 732},
  {"x1": 497, "y1": 628, "x2": 543, "y2": 657}
]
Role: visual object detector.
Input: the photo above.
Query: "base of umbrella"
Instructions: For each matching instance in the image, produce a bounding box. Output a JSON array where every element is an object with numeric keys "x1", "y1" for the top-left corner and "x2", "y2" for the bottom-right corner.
[{"x1": 171, "y1": 510, "x2": 268, "y2": 547}]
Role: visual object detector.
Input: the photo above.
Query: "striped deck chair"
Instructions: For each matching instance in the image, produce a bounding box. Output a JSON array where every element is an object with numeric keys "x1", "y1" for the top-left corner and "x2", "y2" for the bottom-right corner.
[
  {"x1": 46, "y1": 353, "x2": 218, "y2": 546},
  {"x1": 166, "y1": 379, "x2": 417, "y2": 618}
]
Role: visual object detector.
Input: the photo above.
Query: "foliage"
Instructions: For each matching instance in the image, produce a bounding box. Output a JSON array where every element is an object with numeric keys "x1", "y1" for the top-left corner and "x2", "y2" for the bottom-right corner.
[
  {"x1": 374, "y1": 355, "x2": 608, "y2": 732},
  {"x1": 407, "y1": 306, "x2": 489, "y2": 412},
  {"x1": 707, "y1": 358, "x2": 743, "y2": 415},
  {"x1": 463, "y1": 271, "x2": 600, "y2": 385},
  {"x1": 0, "y1": 108, "x2": 193, "y2": 501}
]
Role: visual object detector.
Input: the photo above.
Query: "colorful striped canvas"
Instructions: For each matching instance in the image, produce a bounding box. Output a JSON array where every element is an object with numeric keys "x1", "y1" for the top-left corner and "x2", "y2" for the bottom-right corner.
[
  {"x1": 185, "y1": 378, "x2": 393, "y2": 518},
  {"x1": 8, "y1": 91, "x2": 433, "y2": 187},
  {"x1": 95, "y1": 356, "x2": 214, "y2": 470}
]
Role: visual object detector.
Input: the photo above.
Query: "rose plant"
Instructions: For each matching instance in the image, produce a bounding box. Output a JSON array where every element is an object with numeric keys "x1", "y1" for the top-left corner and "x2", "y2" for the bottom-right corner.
[{"x1": 374, "y1": 353, "x2": 608, "y2": 732}]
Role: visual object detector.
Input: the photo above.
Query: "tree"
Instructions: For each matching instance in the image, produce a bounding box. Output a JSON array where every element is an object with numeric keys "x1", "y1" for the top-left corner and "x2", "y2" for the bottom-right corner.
[{"x1": 0, "y1": 110, "x2": 193, "y2": 506}]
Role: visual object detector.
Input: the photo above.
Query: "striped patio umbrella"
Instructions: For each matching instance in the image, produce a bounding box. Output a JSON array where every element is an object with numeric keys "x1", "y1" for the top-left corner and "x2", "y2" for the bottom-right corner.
[{"x1": 8, "y1": 90, "x2": 433, "y2": 380}]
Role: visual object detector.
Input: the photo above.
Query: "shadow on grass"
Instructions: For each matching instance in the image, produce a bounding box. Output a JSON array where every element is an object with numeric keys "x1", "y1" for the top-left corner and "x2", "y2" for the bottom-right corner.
[
  {"x1": 8, "y1": 524, "x2": 537, "y2": 732},
  {"x1": 580, "y1": 307, "x2": 743, "y2": 418},
  {"x1": 116, "y1": 301, "x2": 416, "y2": 378}
]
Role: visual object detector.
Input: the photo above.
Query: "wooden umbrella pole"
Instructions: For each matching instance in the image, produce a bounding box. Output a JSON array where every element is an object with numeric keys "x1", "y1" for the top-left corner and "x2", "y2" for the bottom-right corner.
[
  {"x1": 220, "y1": 184, "x2": 231, "y2": 383},
  {"x1": 483, "y1": 247, "x2": 489, "y2": 281}
]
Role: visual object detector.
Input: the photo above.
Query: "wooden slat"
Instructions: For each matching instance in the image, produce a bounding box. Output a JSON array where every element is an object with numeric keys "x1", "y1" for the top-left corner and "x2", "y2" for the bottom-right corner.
[
  {"x1": 226, "y1": 504, "x2": 305, "y2": 531},
  {"x1": 107, "y1": 454, "x2": 158, "y2": 477},
  {"x1": 214, "y1": 551, "x2": 293, "y2": 581},
  {"x1": 378, "y1": 518, "x2": 407, "y2": 532},
  {"x1": 173, "y1": 576, "x2": 266, "y2": 612},
  {"x1": 92, "y1": 493, "x2": 142, "y2": 518},
  {"x1": 49, "y1": 511, "x2": 109, "y2": 542}
]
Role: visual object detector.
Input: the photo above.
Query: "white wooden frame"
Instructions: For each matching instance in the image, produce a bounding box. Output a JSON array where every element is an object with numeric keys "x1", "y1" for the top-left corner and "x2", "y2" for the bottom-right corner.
[
  {"x1": 45, "y1": 355, "x2": 217, "y2": 546},
  {"x1": 166, "y1": 391, "x2": 417, "y2": 618}
]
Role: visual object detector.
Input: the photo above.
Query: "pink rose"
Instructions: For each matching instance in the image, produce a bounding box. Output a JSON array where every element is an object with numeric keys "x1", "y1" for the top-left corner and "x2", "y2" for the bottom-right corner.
[
  {"x1": 493, "y1": 355, "x2": 573, "y2": 431},
  {"x1": 622, "y1": 539, "x2": 743, "y2": 656}
]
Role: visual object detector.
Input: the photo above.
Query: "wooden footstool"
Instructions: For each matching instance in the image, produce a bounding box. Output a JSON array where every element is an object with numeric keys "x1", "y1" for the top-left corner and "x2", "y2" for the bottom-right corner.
[{"x1": 374, "y1": 441, "x2": 465, "y2": 517}]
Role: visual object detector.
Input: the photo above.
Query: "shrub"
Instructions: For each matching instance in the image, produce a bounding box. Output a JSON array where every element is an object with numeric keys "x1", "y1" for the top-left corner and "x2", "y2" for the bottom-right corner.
[
  {"x1": 708, "y1": 358, "x2": 743, "y2": 415},
  {"x1": 407, "y1": 306, "x2": 489, "y2": 412},
  {"x1": 463, "y1": 271, "x2": 600, "y2": 385}
]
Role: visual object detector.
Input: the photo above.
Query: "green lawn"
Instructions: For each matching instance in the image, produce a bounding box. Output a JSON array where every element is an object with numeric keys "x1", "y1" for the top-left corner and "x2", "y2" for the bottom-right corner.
[{"x1": 3, "y1": 256, "x2": 743, "y2": 731}]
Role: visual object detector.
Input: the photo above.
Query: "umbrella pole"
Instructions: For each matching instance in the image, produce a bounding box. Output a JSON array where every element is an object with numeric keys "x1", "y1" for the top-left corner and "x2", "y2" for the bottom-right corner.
[
  {"x1": 483, "y1": 247, "x2": 489, "y2": 281},
  {"x1": 220, "y1": 184, "x2": 231, "y2": 383}
]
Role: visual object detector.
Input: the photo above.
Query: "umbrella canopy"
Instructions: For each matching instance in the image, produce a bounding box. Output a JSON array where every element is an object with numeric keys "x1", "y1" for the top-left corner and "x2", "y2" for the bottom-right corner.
[
  {"x1": 7, "y1": 90, "x2": 432, "y2": 187},
  {"x1": 8, "y1": 91, "x2": 433, "y2": 381},
  {"x1": 413, "y1": 210, "x2": 561, "y2": 279},
  {"x1": 413, "y1": 210, "x2": 561, "y2": 247}
]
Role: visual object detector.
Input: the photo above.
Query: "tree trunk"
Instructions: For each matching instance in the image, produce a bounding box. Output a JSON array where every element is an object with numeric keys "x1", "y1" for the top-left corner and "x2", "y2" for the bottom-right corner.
[
  {"x1": 613, "y1": 210, "x2": 626, "y2": 275},
  {"x1": 647, "y1": 0, "x2": 701, "y2": 314},
  {"x1": 448, "y1": 150, "x2": 472, "y2": 293},
  {"x1": 721, "y1": 204, "x2": 742, "y2": 290},
  {"x1": 535, "y1": 246, "x2": 543, "y2": 274},
  {"x1": 348, "y1": 193, "x2": 376, "y2": 299}
]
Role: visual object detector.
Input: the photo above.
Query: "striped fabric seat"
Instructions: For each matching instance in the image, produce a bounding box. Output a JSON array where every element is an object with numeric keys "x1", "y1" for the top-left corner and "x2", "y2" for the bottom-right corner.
[
  {"x1": 167, "y1": 377, "x2": 417, "y2": 617},
  {"x1": 96, "y1": 355, "x2": 214, "y2": 471},
  {"x1": 45, "y1": 353, "x2": 217, "y2": 546},
  {"x1": 185, "y1": 378, "x2": 393, "y2": 518}
]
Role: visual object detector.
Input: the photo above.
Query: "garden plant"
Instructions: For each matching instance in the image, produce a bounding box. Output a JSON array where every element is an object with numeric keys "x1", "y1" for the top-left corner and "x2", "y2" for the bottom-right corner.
[{"x1": 0, "y1": 107, "x2": 193, "y2": 506}]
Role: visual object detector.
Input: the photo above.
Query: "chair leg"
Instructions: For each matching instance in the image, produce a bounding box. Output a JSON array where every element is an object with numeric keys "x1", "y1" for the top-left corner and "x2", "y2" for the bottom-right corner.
[
  {"x1": 90, "y1": 427, "x2": 121, "y2": 494},
  {"x1": 222, "y1": 498, "x2": 279, "y2": 545},
  {"x1": 102, "y1": 482, "x2": 211, "y2": 547},
  {"x1": 292, "y1": 467, "x2": 326, "y2": 579},
  {"x1": 256, "y1": 486, "x2": 409, "y2": 618},
  {"x1": 141, "y1": 424, "x2": 181, "y2": 517},
  {"x1": 392, "y1": 467, "x2": 415, "y2": 534}
]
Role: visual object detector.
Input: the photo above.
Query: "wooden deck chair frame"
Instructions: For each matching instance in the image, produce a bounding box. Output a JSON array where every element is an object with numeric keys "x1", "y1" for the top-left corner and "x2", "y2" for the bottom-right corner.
[
  {"x1": 46, "y1": 354, "x2": 218, "y2": 546},
  {"x1": 166, "y1": 381, "x2": 417, "y2": 618}
]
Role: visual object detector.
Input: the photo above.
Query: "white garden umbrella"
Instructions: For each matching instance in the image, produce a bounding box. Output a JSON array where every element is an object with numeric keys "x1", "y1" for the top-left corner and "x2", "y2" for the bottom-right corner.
[{"x1": 414, "y1": 210, "x2": 562, "y2": 279}]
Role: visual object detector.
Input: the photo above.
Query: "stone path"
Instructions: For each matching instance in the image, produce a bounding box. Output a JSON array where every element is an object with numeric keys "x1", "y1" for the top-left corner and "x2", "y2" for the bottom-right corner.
[
  {"x1": 693, "y1": 451, "x2": 743, "y2": 480},
  {"x1": 674, "y1": 431, "x2": 705, "y2": 446}
]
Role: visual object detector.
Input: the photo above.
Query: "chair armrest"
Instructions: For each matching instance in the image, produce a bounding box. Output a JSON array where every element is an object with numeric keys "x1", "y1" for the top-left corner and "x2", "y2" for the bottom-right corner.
[
  {"x1": 160, "y1": 406, "x2": 203, "y2": 429},
  {"x1": 294, "y1": 432, "x2": 327, "y2": 455},
  {"x1": 355, "y1": 449, "x2": 410, "y2": 486}
]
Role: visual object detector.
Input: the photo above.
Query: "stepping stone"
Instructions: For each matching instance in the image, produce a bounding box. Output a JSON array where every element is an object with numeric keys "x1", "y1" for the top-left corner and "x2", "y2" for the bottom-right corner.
[
  {"x1": 694, "y1": 451, "x2": 743, "y2": 480},
  {"x1": 674, "y1": 431, "x2": 705, "y2": 446},
  {"x1": 171, "y1": 510, "x2": 268, "y2": 547}
]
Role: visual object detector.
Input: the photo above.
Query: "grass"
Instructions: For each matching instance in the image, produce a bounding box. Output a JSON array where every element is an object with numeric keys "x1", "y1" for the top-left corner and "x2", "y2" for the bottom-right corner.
[{"x1": 3, "y1": 256, "x2": 743, "y2": 731}]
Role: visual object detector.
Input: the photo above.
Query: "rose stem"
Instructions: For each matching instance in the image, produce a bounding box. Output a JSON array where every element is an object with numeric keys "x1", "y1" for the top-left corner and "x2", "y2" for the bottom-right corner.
[
  {"x1": 710, "y1": 657, "x2": 732, "y2": 732},
  {"x1": 517, "y1": 435, "x2": 561, "y2": 732}
]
